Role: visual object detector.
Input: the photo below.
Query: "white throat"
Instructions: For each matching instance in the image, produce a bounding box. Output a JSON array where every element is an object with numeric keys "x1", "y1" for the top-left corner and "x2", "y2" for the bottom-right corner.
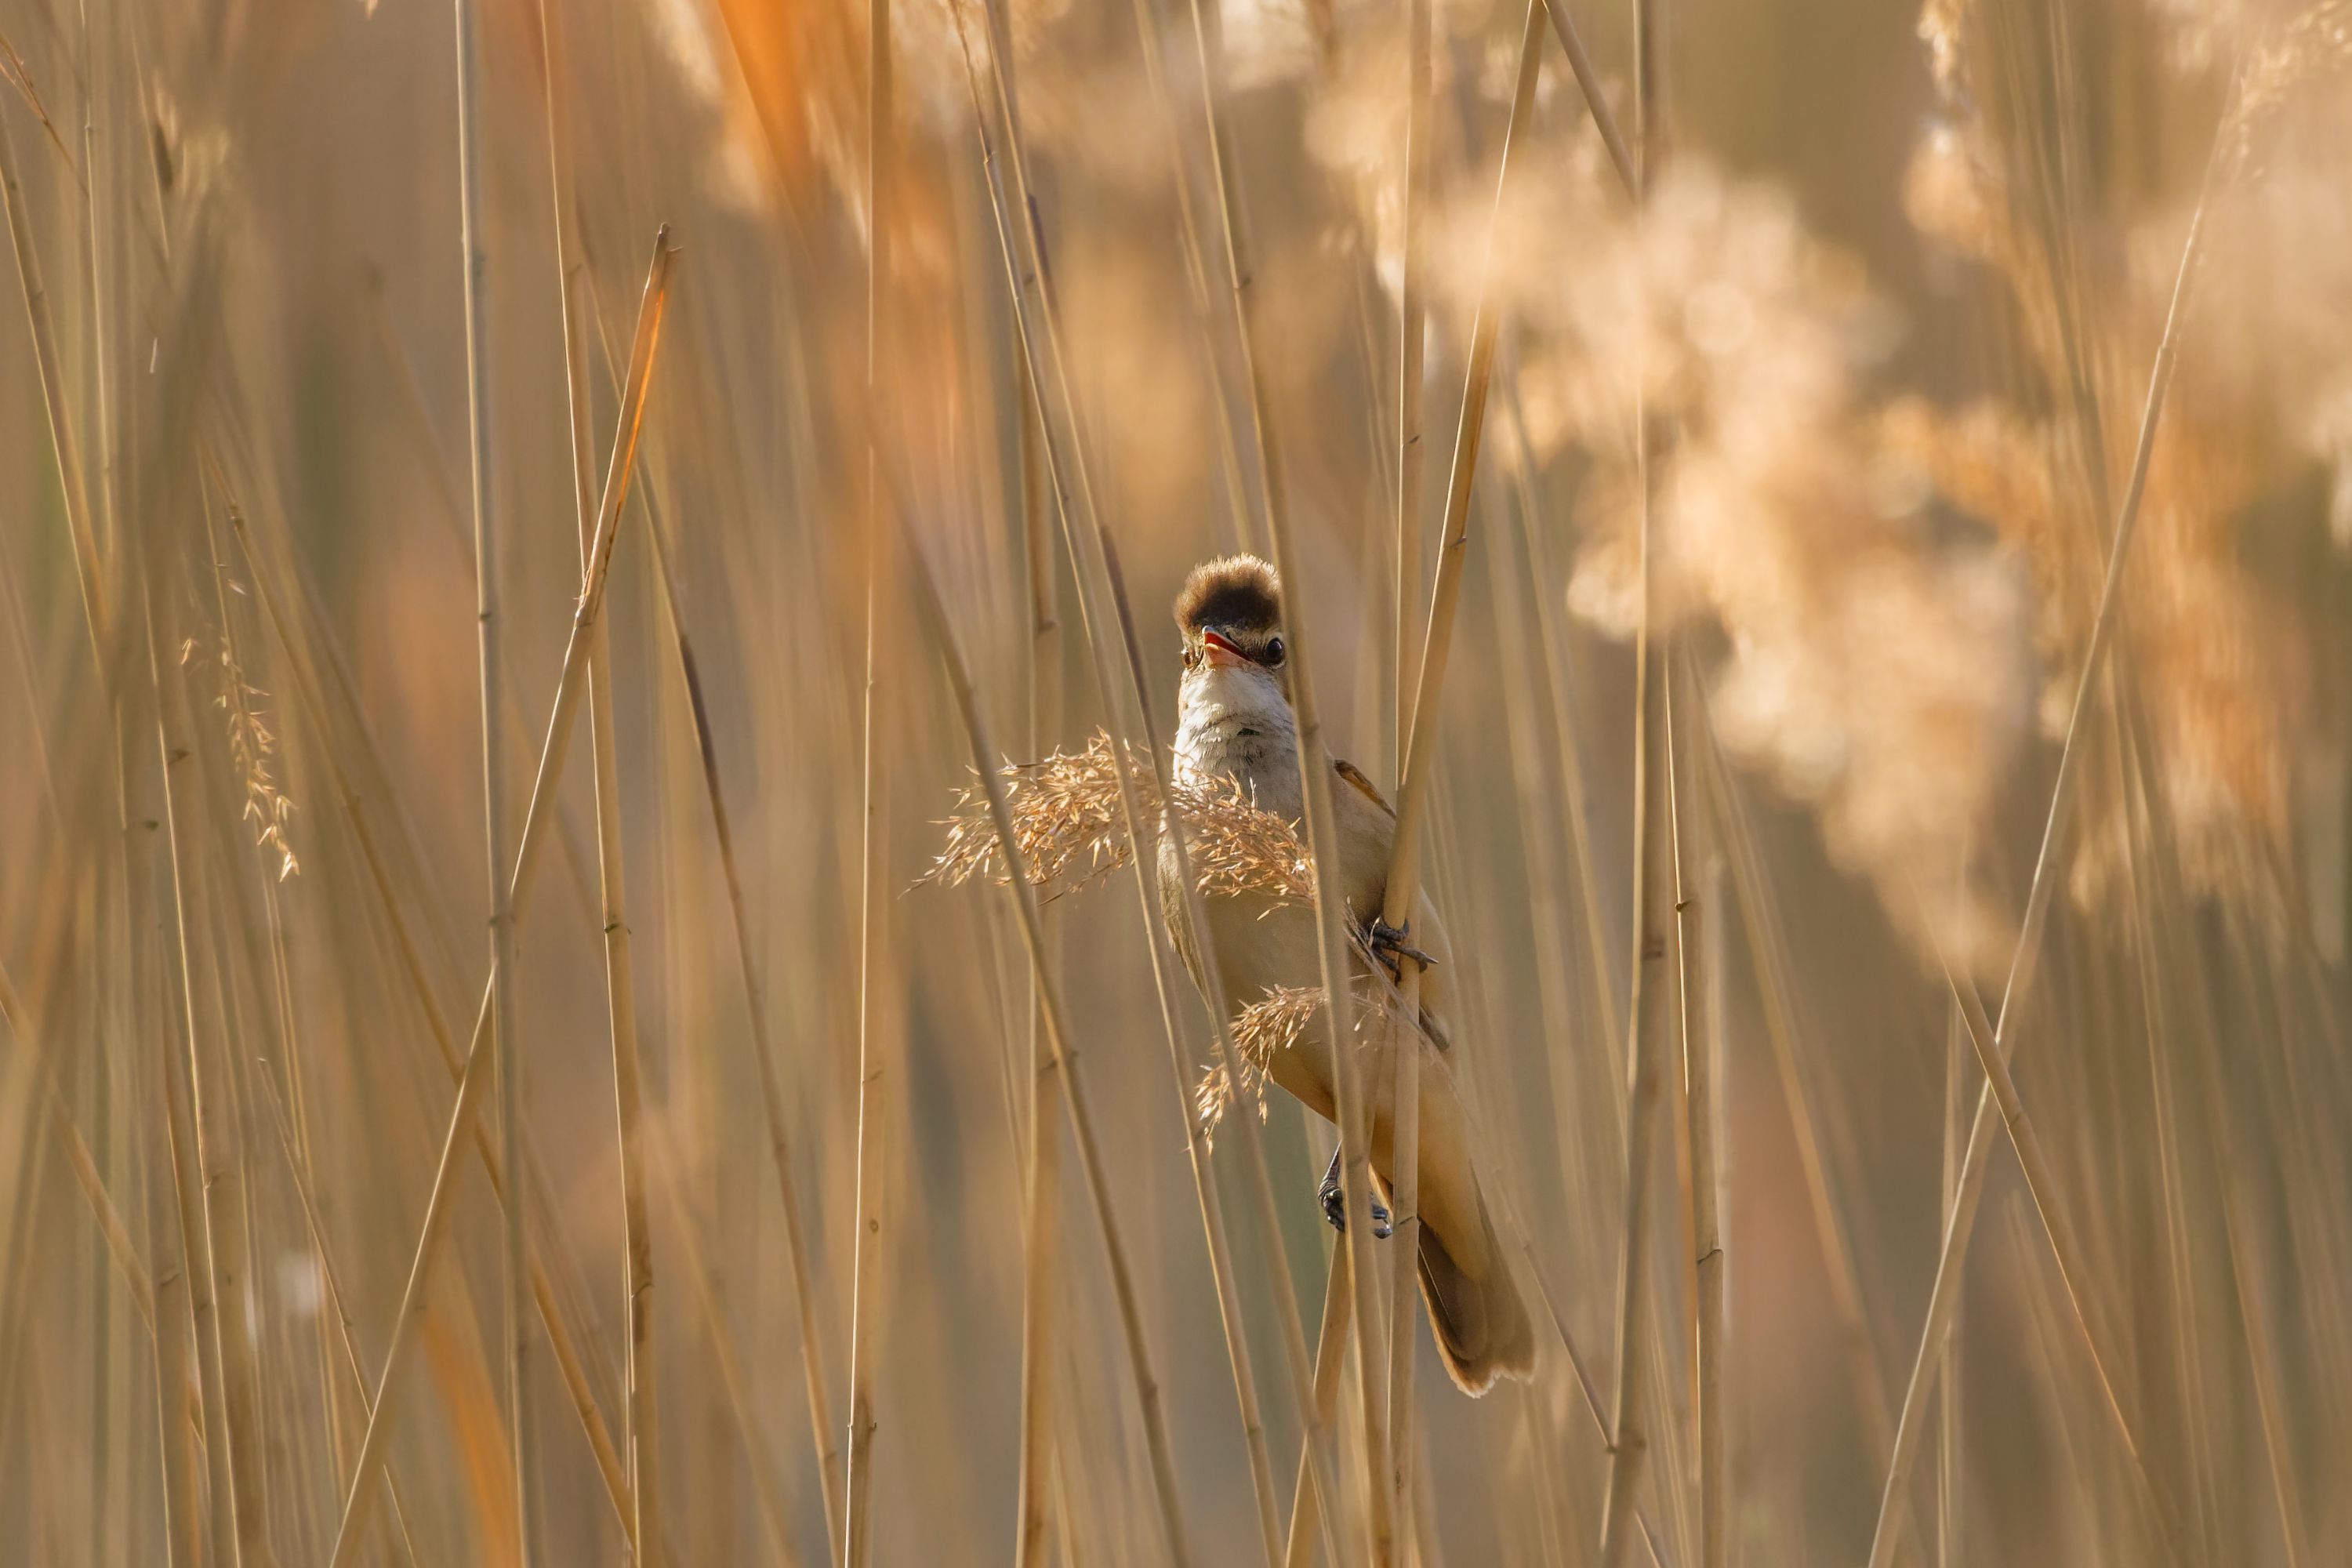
[{"x1": 1174, "y1": 663, "x2": 1300, "y2": 811}]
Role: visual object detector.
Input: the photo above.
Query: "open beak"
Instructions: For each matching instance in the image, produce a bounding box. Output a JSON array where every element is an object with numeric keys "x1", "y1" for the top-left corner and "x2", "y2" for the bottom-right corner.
[{"x1": 1200, "y1": 628, "x2": 1250, "y2": 670}]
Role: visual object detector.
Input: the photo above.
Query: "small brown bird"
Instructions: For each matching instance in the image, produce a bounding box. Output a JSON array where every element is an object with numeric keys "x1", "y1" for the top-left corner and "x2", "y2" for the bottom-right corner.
[{"x1": 1156, "y1": 554, "x2": 1537, "y2": 1396}]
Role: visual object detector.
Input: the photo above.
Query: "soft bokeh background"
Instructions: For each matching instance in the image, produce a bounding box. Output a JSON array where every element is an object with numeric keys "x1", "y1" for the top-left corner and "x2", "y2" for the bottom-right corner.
[{"x1": 1, "y1": 0, "x2": 2347, "y2": 1563}]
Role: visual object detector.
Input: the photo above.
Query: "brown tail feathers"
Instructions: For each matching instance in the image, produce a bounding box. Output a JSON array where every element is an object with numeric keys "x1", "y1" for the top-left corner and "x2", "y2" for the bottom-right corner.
[{"x1": 1413, "y1": 1181, "x2": 1537, "y2": 1396}]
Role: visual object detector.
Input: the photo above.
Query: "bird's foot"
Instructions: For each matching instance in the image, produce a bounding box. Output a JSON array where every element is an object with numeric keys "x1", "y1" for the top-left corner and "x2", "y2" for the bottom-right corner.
[
  {"x1": 1318, "y1": 1163, "x2": 1392, "y2": 1240},
  {"x1": 1366, "y1": 916, "x2": 1436, "y2": 980}
]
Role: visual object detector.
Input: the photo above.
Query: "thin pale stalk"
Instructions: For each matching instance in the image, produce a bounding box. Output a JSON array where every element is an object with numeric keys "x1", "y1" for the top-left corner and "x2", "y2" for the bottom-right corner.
[
  {"x1": 1174, "y1": 0, "x2": 1393, "y2": 1544},
  {"x1": 1013, "y1": 366, "x2": 1062, "y2": 1568},
  {"x1": 222, "y1": 472, "x2": 636, "y2": 1548},
  {"x1": 325, "y1": 230, "x2": 676, "y2": 1568},
  {"x1": 1671, "y1": 673, "x2": 1722, "y2": 1568},
  {"x1": 1537, "y1": 0, "x2": 1636, "y2": 197},
  {"x1": 0, "y1": 94, "x2": 103, "y2": 647},
  {"x1": 2118, "y1": 722, "x2": 2220, "y2": 1562},
  {"x1": 1101, "y1": 533, "x2": 1331, "y2": 1566},
  {"x1": 252, "y1": 1078, "x2": 425, "y2": 1566},
  {"x1": 163, "y1": 975, "x2": 237, "y2": 1568},
  {"x1": 2194, "y1": 981, "x2": 2312, "y2": 1568},
  {"x1": 448, "y1": 0, "x2": 536, "y2": 1541},
  {"x1": 0, "y1": 972, "x2": 153, "y2": 1333},
  {"x1": 638, "y1": 430, "x2": 841, "y2": 1563},
  {"x1": 2123, "y1": 714, "x2": 2306, "y2": 1567},
  {"x1": 843, "y1": 5, "x2": 891, "y2": 1554},
  {"x1": 1598, "y1": 641, "x2": 1672, "y2": 1568},
  {"x1": 951, "y1": 6, "x2": 1286, "y2": 1556},
  {"x1": 146, "y1": 1058, "x2": 202, "y2": 1568},
  {"x1": 646, "y1": 1125, "x2": 802, "y2": 1568},
  {"x1": 1863, "y1": 122, "x2": 2228, "y2": 1568},
  {"x1": 1112, "y1": 0, "x2": 1257, "y2": 554},
  {"x1": 148, "y1": 593, "x2": 275, "y2": 1568},
  {"x1": 1691, "y1": 684, "x2": 1902, "y2": 1493},
  {"x1": 532, "y1": 2, "x2": 663, "y2": 1537},
  {"x1": 899, "y1": 497, "x2": 1198, "y2": 1568},
  {"x1": 1283, "y1": 1250, "x2": 1354, "y2": 1568},
  {"x1": 1508, "y1": 406, "x2": 1624, "y2": 1056},
  {"x1": 1599, "y1": 3, "x2": 1673, "y2": 1559},
  {"x1": 841, "y1": 456, "x2": 891, "y2": 1568},
  {"x1": 1381, "y1": 4, "x2": 1546, "y2": 1526},
  {"x1": 1393, "y1": 0, "x2": 1432, "y2": 779},
  {"x1": 1934, "y1": 957, "x2": 2173, "y2": 1543},
  {"x1": 1937, "y1": 996, "x2": 1965, "y2": 1568},
  {"x1": 583, "y1": 384, "x2": 660, "y2": 1568}
]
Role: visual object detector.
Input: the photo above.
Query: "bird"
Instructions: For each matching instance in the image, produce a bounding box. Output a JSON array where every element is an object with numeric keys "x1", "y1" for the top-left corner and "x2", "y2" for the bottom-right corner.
[{"x1": 1156, "y1": 553, "x2": 1537, "y2": 1396}]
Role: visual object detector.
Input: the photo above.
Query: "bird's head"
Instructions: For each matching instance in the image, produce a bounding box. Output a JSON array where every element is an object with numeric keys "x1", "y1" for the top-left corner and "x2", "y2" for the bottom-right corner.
[{"x1": 1173, "y1": 554, "x2": 1290, "y2": 713}]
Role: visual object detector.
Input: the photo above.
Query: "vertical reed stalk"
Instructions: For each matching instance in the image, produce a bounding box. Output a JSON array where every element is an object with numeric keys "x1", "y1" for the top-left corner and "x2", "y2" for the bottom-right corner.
[
  {"x1": 1385, "y1": 0, "x2": 1433, "y2": 1523},
  {"x1": 1393, "y1": 0, "x2": 1431, "y2": 779},
  {"x1": 1112, "y1": 0, "x2": 1258, "y2": 553},
  {"x1": 953, "y1": 5, "x2": 1306, "y2": 1556},
  {"x1": 895, "y1": 498, "x2": 1196, "y2": 1566},
  {"x1": 583, "y1": 317, "x2": 662, "y2": 1568},
  {"x1": 325, "y1": 231, "x2": 675, "y2": 1568},
  {"x1": 843, "y1": 2, "x2": 892, "y2": 1554},
  {"x1": 637, "y1": 427, "x2": 843, "y2": 1565},
  {"x1": 1099, "y1": 533, "x2": 1327, "y2": 1568},
  {"x1": 1670, "y1": 668, "x2": 1722, "y2": 1568},
  {"x1": 528, "y1": 1, "x2": 664, "y2": 1553},
  {"x1": 1937, "y1": 993, "x2": 1965, "y2": 1567},
  {"x1": 1173, "y1": 0, "x2": 1395, "y2": 1546},
  {"x1": 447, "y1": 0, "x2": 535, "y2": 1546},
  {"x1": 251, "y1": 1076, "x2": 425, "y2": 1566},
  {"x1": 1864, "y1": 118, "x2": 2230, "y2": 1568},
  {"x1": 0, "y1": 94, "x2": 103, "y2": 648},
  {"x1": 1283, "y1": 1247, "x2": 1354, "y2": 1568},
  {"x1": 1377, "y1": 7, "x2": 1544, "y2": 1537},
  {"x1": 1599, "y1": 5, "x2": 1675, "y2": 1559},
  {"x1": 645, "y1": 1123, "x2": 802, "y2": 1568},
  {"x1": 145, "y1": 1057, "x2": 202, "y2": 1568},
  {"x1": 147, "y1": 581, "x2": 276, "y2": 1566},
  {"x1": 1012, "y1": 366, "x2": 1062, "y2": 1568},
  {"x1": 221, "y1": 467, "x2": 637, "y2": 1548}
]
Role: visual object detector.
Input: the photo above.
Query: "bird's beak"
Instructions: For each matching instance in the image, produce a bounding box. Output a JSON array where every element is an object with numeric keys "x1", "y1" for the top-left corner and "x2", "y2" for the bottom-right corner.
[{"x1": 1200, "y1": 628, "x2": 1250, "y2": 670}]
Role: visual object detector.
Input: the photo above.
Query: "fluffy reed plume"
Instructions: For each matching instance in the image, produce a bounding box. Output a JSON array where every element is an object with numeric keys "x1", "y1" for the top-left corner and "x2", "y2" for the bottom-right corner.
[
  {"x1": 1468, "y1": 147, "x2": 2027, "y2": 967},
  {"x1": 1892, "y1": 0, "x2": 2344, "y2": 908},
  {"x1": 925, "y1": 728, "x2": 1313, "y2": 903},
  {"x1": 1192, "y1": 978, "x2": 1412, "y2": 1145},
  {"x1": 1195, "y1": 985, "x2": 1321, "y2": 1142}
]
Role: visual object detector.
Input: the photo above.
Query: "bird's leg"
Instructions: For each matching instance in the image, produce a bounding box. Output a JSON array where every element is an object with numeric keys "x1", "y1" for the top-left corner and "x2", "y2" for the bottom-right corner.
[
  {"x1": 1318, "y1": 1144, "x2": 1391, "y2": 1239},
  {"x1": 1365, "y1": 916, "x2": 1437, "y2": 980}
]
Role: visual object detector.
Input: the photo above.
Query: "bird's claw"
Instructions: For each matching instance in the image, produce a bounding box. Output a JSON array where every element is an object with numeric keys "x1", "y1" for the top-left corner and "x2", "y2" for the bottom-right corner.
[
  {"x1": 1319, "y1": 1168, "x2": 1392, "y2": 1240},
  {"x1": 1366, "y1": 917, "x2": 1436, "y2": 978}
]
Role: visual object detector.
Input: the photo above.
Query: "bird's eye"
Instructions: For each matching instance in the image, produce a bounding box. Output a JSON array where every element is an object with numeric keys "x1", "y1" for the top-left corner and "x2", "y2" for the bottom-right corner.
[
  {"x1": 1182, "y1": 645, "x2": 1199, "y2": 670},
  {"x1": 1263, "y1": 637, "x2": 1285, "y2": 667}
]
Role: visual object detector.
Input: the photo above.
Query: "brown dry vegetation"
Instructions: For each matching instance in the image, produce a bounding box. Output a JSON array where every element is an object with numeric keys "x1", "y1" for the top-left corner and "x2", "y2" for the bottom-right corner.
[{"x1": 1, "y1": 0, "x2": 2349, "y2": 1563}]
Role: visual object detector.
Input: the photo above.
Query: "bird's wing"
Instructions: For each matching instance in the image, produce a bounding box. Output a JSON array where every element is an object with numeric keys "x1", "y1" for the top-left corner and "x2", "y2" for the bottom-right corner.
[{"x1": 1332, "y1": 757, "x2": 1394, "y2": 818}]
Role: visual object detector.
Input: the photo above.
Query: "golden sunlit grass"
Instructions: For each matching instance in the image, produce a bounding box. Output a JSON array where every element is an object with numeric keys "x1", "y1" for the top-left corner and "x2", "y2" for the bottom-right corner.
[{"x1": 2, "y1": 0, "x2": 2350, "y2": 1563}]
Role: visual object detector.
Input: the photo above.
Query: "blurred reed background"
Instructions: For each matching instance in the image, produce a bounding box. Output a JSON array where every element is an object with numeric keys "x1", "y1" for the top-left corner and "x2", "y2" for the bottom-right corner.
[{"x1": 2, "y1": 0, "x2": 2348, "y2": 1563}]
